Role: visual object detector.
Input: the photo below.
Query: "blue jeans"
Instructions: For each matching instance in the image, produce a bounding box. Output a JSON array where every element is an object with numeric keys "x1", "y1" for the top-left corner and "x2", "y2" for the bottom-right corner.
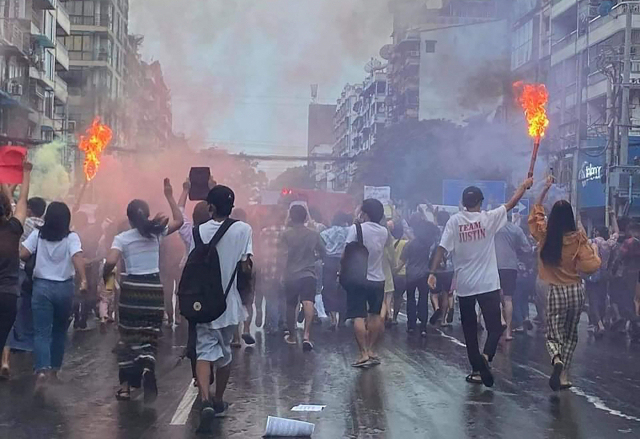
[{"x1": 32, "y1": 278, "x2": 74, "y2": 371}]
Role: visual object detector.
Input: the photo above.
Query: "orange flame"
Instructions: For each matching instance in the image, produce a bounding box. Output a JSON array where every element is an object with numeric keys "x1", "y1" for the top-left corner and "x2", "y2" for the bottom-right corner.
[
  {"x1": 513, "y1": 81, "x2": 549, "y2": 140},
  {"x1": 78, "y1": 117, "x2": 113, "y2": 181}
]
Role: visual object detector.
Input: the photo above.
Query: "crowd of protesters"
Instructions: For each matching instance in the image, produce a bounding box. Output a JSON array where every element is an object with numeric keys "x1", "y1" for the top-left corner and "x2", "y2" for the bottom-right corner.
[{"x1": 2, "y1": 165, "x2": 640, "y2": 432}]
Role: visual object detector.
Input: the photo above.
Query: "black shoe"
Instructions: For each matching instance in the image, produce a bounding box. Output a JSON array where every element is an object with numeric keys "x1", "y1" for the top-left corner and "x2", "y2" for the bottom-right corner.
[
  {"x1": 446, "y1": 310, "x2": 454, "y2": 324},
  {"x1": 524, "y1": 320, "x2": 534, "y2": 331},
  {"x1": 297, "y1": 308, "x2": 304, "y2": 324},
  {"x1": 429, "y1": 309, "x2": 443, "y2": 326},
  {"x1": 197, "y1": 401, "x2": 216, "y2": 433},
  {"x1": 549, "y1": 360, "x2": 564, "y2": 392},
  {"x1": 479, "y1": 357, "x2": 494, "y2": 388},
  {"x1": 142, "y1": 369, "x2": 158, "y2": 404}
]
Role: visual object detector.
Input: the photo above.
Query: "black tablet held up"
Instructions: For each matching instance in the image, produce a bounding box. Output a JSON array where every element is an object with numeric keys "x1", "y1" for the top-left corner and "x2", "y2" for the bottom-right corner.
[{"x1": 189, "y1": 167, "x2": 211, "y2": 201}]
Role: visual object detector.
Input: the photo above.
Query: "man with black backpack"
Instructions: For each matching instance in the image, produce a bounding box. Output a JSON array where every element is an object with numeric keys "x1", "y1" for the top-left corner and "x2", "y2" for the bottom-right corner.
[
  {"x1": 342, "y1": 199, "x2": 389, "y2": 368},
  {"x1": 179, "y1": 185, "x2": 253, "y2": 433}
]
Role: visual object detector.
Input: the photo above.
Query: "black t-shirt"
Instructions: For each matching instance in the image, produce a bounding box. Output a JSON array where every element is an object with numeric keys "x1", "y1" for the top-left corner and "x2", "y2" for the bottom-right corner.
[{"x1": 0, "y1": 217, "x2": 24, "y2": 296}]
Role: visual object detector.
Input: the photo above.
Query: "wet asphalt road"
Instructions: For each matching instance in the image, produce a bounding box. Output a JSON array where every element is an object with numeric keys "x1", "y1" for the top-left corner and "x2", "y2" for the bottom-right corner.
[{"x1": 0, "y1": 308, "x2": 639, "y2": 439}]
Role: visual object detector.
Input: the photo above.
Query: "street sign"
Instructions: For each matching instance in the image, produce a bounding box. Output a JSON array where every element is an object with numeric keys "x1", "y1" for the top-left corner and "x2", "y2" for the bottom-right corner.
[
  {"x1": 513, "y1": 199, "x2": 530, "y2": 216},
  {"x1": 442, "y1": 180, "x2": 507, "y2": 210}
]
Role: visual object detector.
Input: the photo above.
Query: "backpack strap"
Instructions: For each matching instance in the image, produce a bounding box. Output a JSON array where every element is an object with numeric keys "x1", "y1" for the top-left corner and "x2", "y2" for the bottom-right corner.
[
  {"x1": 356, "y1": 223, "x2": 364, "y2": 245},
  {"x1": 224, "y1": 262, "x2": 240, "y2": 299},
  {"x1": 210, "y1": 219, "x2": 238, "y2": 247},
  {"x1": 193, "y1": 225, "x2": 204, "y2": 247},
  {"x1": 394, "y1": 239, "x2": 401, "y2": 249}
]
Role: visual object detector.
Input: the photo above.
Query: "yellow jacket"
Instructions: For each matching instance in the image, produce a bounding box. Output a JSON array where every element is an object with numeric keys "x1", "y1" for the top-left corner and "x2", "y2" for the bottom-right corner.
[{"x1": 528, "y1": 204, "x2": 601, "y2": 285}]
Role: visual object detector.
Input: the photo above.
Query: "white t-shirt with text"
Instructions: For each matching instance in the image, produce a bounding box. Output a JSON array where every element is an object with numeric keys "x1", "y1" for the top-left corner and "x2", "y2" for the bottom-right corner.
[
  {"x1": 439, "y1": 206, "x2": 507, "y2": 297},
  {"x1": 23, "y1": 230, "x2": 83, "y2": 281},
  {"x1": 346, "y1": 222, "x2": 389, "y2": 282},
  {"x1": 190, "y1": 219, "x2": 253, "y2": 330},
  {"x1": 112, "y1": 228, "x2": 168, "y2": 275}
]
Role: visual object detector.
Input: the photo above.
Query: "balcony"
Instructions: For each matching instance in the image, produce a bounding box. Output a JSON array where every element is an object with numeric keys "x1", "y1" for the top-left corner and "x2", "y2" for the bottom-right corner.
[
  {"x1": 53, "y1": 75, "x2": 68, "y2": 102},
  {"x1": 33, "y1": 0, "x2": 56, "y2": 10},
  {"x1": 55, "y1": 4, "x2": 70, "y2": 36},
  {"x1": 55, "y1": 42, "x2": 69, "y2": 71},
  {"x1": 551, "y1": 0, "x2": 576, "y2": 21},
  {"x1": 552, "y1": 2, "x2": 640, "y2": 66},
  {"x1": 0, "y1": 19, "x2": 28, "y2": 57},
  {"x1": 29, "y1": 66, "x2": 55, "y2": 91}
]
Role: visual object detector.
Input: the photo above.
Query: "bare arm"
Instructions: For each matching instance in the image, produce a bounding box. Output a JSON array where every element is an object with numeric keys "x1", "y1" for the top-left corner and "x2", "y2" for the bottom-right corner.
[
  {"x1": 72, "y1": 252, "x2": 88, "y2": 292},
  {"x1": 19, "y1": 245, "x2": 31, "y2": 261},
  {"x1": 427, "y1": 246, "x2": 446, "y2": 289},
  {"x1": 164, "y1": 178, "x2": 184, "y2": 235},
  {"x1": 505, "y1": 177, "x2": 534, "y2": 212},
  {"x1": 178, "y1": 179, "x2": 190, "y2": 209},
  {"x1": 537, "y1": 175, "x2": 554, "y2": 205},
  {"x1": 611, "y1": 211, "x2": 620, "y2": 235},
  {"x1": 13, "y1": 162, "x2": 32, "y2": 225},
  {"x1": 103, "y1": 248, "x2": 122, "y2": 283}
]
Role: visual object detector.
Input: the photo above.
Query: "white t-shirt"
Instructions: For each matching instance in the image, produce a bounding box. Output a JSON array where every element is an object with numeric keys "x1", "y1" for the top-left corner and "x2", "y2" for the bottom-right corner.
[
  {"x1": 346, "y1": 222, "x2": 389, "y2": 282},
  {"x1": 439, "y1": 206, "x2": 507, "y2": 297},
  {"x1": 112, "y1": 228, "x2": 168, "y2": 275},
  {"x1": 190, "y1": 219, "x2": 253, "y2": 330},
  {"x1": 22, "y1": 230, "x2": 83, "y2": 281}
]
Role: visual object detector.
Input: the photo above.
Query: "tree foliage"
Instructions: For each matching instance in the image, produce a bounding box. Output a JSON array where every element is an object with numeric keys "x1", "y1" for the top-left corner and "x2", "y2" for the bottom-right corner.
[{"x1": 270, "y1": 166, "x2": 315, "y2": 191}]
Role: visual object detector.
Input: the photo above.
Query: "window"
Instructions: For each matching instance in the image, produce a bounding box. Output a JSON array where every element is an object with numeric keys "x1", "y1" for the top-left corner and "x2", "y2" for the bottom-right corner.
[
  {"x1": 424, "y1": 40, "x2": 436, "y2": 53},
  {"x1": 64, "y1": 34, "x2": 95, "y2": 61},
  {"x1": 511, "y1": 19, "x2": 533, "y2": 70}
]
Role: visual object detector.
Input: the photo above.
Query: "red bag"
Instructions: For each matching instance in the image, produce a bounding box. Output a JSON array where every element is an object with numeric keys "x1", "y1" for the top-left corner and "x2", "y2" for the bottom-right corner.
[{"x1": 0, "y1": 146, "x2": 27, "y2": 184}]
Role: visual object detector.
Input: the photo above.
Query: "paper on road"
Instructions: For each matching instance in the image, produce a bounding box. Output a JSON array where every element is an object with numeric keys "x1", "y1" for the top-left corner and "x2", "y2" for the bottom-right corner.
[
  {"x1": 291, "y1": 405, "x2": 326, "y2": 412},
  {"x1": 264, "y1": 416, "x2": 315, "y2": 437}
]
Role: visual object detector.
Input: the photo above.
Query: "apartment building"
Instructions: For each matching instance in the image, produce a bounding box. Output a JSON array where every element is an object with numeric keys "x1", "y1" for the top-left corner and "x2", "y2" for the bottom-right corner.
[
  {"x1": 511, "y1": 0, "x2": 640, "y2": 221},
  {"x1": 332, "y1": 83, "x2": 360, "y2": 191},
  {"x1": 0, "y1": 0, "x2": 70, "y2": 146},
  {"x1": 59, "y1": 0, "x2": 128, "y2": 146},
  {"x1": 387, "y1": 0, "x2": 509, "y2": 125}
]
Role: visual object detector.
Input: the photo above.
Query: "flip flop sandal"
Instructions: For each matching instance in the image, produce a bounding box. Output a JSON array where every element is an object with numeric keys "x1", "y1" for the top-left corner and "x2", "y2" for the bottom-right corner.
[
  {"x1": 115, "y1": 389, "x2": 131, "y2": 401},
  {"x1": 466, "y1": 373, "x2": 483, "y2": 384},
  {"x1": 560, "y1": 383, "x2": 573, "y2": 390},
  {"x1": 367, "y1": 357, "x2": 381, "y2": 367},
  {"x1": 230, "y1": 341, "x2": 242, "y2": 349},
  {"x1": 284, "y1": 335, "x2": 297, "y2": 345},
  {"x1": 241, "y1": 333, "x2": 256, "y2": 345},
  {"x1": 351, "y1": 358, "x2": 371, "y2": 368},
  {"x1": 302, "y1": 341, "x2": 314, "y2": 352}
]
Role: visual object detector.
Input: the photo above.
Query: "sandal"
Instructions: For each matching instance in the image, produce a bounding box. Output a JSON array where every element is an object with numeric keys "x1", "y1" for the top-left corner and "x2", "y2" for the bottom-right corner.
[
  {"x1": 115, "y1": 388, "x2": 131, "y2": 401},
  {"x1": 560, "y1": 383, "x2": 573, "y2": 390},
  {"x1": 351, "y1": 358, "x2": 370, "y2": 368},
  {"x1": 284, "y1": 335, "x2": 297, "y2": 345},
  {"x1": 302, "y1": 340, "x2": 314, "y2": 352},
  {"x1": 466, "y1": 373, "x2": 483, "y2": 384},
  {"x1": 549, "y1": 359, "x2": 564, "y2": 392}
]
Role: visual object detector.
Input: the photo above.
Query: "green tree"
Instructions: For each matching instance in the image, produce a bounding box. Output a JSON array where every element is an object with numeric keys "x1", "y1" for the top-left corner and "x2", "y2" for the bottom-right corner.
[{"x1": 270, "y1": 166, "x2": 315, "y2": 191}]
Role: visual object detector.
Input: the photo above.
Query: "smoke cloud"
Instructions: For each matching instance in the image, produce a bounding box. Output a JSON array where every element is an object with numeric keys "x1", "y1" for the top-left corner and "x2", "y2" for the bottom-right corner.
[
  {"x1": 129, "y1": 0, "x2": 392, "y2": 155},
  {"x1": 30, "y1": 141, "x2": 71, "y2": 200}
]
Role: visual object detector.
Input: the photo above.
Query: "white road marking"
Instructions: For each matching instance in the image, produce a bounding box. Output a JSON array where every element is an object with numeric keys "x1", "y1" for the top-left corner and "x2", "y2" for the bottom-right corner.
[
  {"x1": 570, "y1": 388, "x2": 640, "y2": 422},
  {"x1": 170, "y1": 383, "x2": 199, "y2": 426},
  {"x1": 434, "y1": 328, "x2": 467, "y2": 347}
]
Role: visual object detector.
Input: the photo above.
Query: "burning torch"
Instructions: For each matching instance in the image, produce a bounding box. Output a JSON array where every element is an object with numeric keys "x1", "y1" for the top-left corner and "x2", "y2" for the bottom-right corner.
[
  {"x1": 514, "y1": 82, "x2": 549, "y2": 178},
  {"x1": 75, "y1": 117, "x2": 113, "y2": 209}
]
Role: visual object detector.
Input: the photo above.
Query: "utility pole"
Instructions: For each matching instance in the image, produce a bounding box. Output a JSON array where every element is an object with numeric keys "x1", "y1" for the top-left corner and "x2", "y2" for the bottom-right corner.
[
  {"x1": 605, "y1": 77, "x2": 614, "y2": 227},
  {"x1": 620, "y1": 2, "x2": 633, "y2": 166}
]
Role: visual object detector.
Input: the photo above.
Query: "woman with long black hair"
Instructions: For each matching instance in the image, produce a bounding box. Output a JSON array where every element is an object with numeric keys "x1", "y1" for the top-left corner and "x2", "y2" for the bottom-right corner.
[
  {"x1": 529, "y1": 176, "x2": 601, "y2": 391},
  {"x1": 20, "y1": 200, "x2": 87, "y2": 391},
  {"x1": 103, "y1": 179, "x2": 183, "y2": 403}
]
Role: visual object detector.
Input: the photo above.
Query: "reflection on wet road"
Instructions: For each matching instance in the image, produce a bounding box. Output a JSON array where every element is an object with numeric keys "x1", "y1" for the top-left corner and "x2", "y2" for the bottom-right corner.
[{"x1": 1, "y1": 311, "x2": 639, "y2": 439}]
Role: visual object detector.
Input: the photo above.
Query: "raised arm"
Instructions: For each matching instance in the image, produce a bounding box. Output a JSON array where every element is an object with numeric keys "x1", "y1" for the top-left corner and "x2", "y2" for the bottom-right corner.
[
  {"x1": 13, "y1": 161, "x2": 32, "y2": 225},
  {"x1": 505, "y1": 177, "x2": 534, "y2": 212},
  {"x1": 164, "y1": 178, "x2": 184, "y2": 235},
  {"x1": 178, "y1": 178, "x2": 190, "y2": 209},
  {"x1": 537, "y1": 175, "x2": 554, "y2": 206}
]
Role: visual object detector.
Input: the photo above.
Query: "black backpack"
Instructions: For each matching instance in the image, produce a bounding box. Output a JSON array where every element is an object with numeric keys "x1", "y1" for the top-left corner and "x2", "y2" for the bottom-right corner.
[
  {"x1": 178, "y1": 219, "x2": 238, "y2": 323},
  {"x1": 339, "y1": 223, "x2": 369, "y2": 290}
]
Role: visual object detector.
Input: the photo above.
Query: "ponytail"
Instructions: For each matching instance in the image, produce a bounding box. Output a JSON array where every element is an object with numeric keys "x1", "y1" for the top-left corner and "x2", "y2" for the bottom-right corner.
[{"x1": 127, "y1": 199, "x2": 166, "y2": 239}]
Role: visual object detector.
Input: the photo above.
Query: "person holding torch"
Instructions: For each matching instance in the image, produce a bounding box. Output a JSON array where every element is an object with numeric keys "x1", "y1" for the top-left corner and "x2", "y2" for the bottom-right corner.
[{"x1": 428, "y1": 177, "x2": 533, "y2": 387}]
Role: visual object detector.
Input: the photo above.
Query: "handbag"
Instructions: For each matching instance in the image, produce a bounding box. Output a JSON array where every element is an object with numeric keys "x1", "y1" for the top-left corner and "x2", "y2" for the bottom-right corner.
[{"x1": 22, "y1": 233, "x2": 39, "y2": 295}]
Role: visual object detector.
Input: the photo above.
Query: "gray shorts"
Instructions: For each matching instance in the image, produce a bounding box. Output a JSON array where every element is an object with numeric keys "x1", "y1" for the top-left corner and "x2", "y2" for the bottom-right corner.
[{"x1": 195, "y1": 324, "x2": 236, "y2": 367}]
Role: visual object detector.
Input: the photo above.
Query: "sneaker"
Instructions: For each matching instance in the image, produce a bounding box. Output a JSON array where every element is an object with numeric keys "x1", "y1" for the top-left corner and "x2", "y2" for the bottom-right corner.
[
  {"x1": 197, "y1": 401, "x2": 216, "y2": 433},
  {"x1": 241, "y1": 333, "x2": 256, "y2": 346},
  {"x1": 297, "y1": 308, "x2": 304, "y2": 324},
  {"x1": 212, "y1": 400, "x2": 229, "y2": 417}
]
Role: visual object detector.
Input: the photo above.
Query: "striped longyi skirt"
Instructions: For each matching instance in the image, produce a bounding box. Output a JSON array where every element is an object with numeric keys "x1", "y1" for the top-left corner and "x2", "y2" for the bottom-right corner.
[{"x1": 117, "y1": 273, "x2": 164, "y2": 387}]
